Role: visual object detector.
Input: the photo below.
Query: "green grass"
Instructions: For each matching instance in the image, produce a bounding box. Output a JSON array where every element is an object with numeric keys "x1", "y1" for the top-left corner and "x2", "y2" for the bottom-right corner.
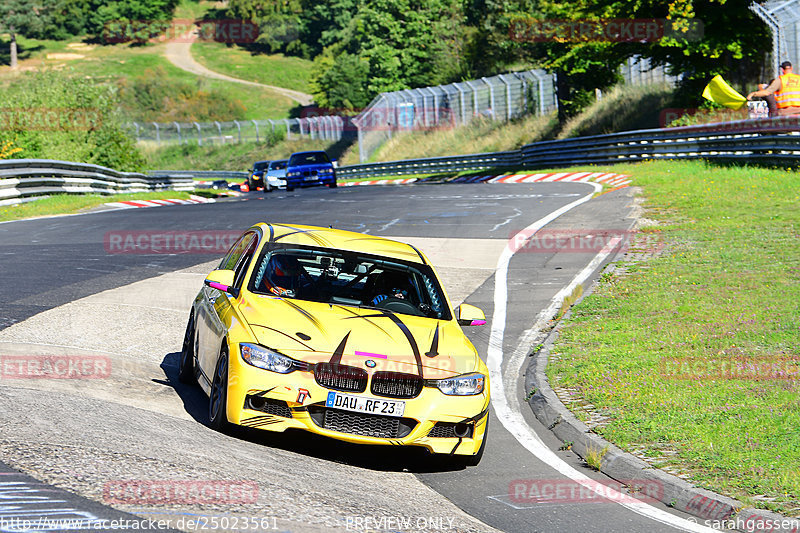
[
  {"x1": 143, "y1": 138, "x2": 348, "y2": 171},
  {"x1": 191, "y1": 41, "x2": 313, "y2": 94},
  {"x1": 174, "y1": 0, "x2": 214, "y2": 20},
  {"x1": 557, "y1": 83, "x2": 676, "y2": 139},
  {"x1": 339, "y1": 113, "x2": 559, "y2": 166},
  {"x1": 546, "y1": 160, "x2": 800, "y2": 514},
  {"x1": 1, "y1": 36, "x2": 297, "y2": 120},
  {"x1": 0, "y1": 191, "x2": 204, "y2": 222}
]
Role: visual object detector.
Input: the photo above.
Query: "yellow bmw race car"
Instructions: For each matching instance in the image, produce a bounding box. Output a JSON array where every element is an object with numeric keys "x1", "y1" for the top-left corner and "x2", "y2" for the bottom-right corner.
[{"x1": 180, "y1": 223, "x2": 490, "y2": 464}]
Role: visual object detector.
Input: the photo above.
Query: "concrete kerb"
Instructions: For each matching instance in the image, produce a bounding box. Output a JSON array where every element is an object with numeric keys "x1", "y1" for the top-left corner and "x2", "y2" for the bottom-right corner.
[{"x1": 521, "y1": 268, "x2": 798, "y2": 532}]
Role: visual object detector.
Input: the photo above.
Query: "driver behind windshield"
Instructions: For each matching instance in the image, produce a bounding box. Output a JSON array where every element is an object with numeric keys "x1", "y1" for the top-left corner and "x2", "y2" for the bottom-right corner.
[
  {"x1": 263, "y1": 255, "x2": 308, "y2": 298},
  {"x1": 369, "y1": 270, "x2": 415, "y2": 306}
]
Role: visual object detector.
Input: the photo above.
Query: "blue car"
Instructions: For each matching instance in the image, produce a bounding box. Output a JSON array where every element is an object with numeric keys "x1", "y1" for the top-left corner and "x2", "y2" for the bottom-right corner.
[{"x1": 285, "y1": 151, "x2": 337, "y2": 191}]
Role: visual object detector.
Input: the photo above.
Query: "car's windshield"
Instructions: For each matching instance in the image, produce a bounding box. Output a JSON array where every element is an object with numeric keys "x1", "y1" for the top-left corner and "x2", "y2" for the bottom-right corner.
[
  {"x1": 253, "y1": 162, "x2": 269, "y2": 171},
  {"x1": 288, "y1": 152, "x2": 330, "y2": 166},
  {"x1": 249, "y1": 247, "x2": 450, "y2": 320},
  {"x1": 269, "y1": 160, "x2": 287, "y2": 170}
]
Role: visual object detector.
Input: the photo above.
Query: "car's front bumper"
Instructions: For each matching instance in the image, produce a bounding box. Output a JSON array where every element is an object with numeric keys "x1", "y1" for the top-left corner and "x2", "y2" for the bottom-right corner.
[{"x1": 226, "y1": 357, "x2": 489, "y2": 456}]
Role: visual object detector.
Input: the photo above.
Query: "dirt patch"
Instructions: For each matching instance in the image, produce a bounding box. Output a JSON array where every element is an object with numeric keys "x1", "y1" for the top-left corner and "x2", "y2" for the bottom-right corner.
[{"x1": 46, "y1": 53, "x2": 84, "y2": 60}]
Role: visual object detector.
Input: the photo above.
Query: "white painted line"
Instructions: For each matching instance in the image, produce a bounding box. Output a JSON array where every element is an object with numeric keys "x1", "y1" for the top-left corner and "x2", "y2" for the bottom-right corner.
[{"x1": 487, "y1": 183, "x2": 716, "y2": 532}]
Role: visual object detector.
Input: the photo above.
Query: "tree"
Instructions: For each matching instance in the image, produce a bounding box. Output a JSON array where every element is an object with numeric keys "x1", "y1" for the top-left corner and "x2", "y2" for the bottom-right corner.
[
  {"x1": 309, "y1": 0, "x2": 468, "y2": 108},
  {"x1": 86, "y1": 0, "x2": 180, "y2": 44},
  {"x1": 0, "y1": 0, "x2": 48, "y2": 69}
]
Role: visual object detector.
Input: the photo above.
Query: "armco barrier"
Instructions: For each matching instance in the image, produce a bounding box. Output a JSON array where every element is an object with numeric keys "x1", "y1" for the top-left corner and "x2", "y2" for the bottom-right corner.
[
  {"x1": 337, "y1": 117, "x2": 800, "y2": 180},
  {"x1": 0, "y1": 159, "x2": 195, "y2": 206}
]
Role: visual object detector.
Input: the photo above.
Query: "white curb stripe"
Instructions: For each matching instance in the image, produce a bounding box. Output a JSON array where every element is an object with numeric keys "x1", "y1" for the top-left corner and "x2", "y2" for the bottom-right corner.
[{"x1": 487, "y1": 183, "x2": 715, "y2": 533}]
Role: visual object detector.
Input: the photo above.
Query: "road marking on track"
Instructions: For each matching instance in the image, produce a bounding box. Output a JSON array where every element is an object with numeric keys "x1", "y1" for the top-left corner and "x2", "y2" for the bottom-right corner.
[{"x1": 486, "y1": 182, "x2": 716, "y2": 532}]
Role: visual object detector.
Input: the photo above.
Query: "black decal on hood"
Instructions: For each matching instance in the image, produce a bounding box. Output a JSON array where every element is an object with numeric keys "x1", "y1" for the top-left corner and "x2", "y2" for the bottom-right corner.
[
  {"x1": 425, "y1": 325, "x2": 439, "y2": 358},
  {"x1": 328, "y1": 332, "x2": 351, "y2": 365},
  {"x1": 253, "y1": 387, "x2": 277, "y2": 397},
  {"x1": 282, "y1": 299, "x2": 325, "y2": 333},
  {"x1": 337, "y1": 306, "x2": 393, "y2": 337},
  {"x1": 253, "y1": 325, "x2": 314, "y2": 350},
  {"x1": 381, "y1": 311, "x2": 423, "y2": 377},
  {"x1": 296, "y1": 332, "x2": 311, "y2": 341}
]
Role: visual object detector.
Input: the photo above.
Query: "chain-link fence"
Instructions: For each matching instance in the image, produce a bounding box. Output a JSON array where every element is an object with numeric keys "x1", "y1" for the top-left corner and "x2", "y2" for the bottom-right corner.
[
  {"x1": 619, "y1": 56, "x2": 682, "y2": 86},
  {"x1": 352, "y1": 69, "x2": 558, "y2": 163},
  {"x1": 752, "y1": 0, "x2": 800, "y2": 77},
  {"x1": 130, "y1": 117, "x2": 345, "y2": 146}
]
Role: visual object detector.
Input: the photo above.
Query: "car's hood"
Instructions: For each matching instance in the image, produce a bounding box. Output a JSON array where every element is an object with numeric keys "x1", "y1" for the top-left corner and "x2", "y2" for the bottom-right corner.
[{"x1": 239, "y1": 293, "x2": 479, "y2": 379}]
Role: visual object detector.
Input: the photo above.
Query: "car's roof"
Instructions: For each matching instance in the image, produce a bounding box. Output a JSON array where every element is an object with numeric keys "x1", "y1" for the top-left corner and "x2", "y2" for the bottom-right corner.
[
  {"x1": 253, "y1": 223, "x2": 427, "y2": 264},
  {"x1": 254, "y1": 160, "x2": 270, "y2": 164},
  {"x1": 289, "y1": 151, "x2": 326, "y2": 156}
]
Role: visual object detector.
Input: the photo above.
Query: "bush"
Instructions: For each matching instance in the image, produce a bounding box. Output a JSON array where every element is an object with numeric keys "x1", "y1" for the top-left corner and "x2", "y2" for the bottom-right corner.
[
  {"x1": 0, "y1": 71, "x2": 145, "y2": 170},
  {"x1": 117, "y1": 66, "x2": 247, "y2": 122}
]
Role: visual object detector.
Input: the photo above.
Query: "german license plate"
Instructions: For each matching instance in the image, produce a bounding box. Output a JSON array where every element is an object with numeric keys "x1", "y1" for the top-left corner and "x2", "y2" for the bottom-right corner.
[
  {"x1": 326, "y1": 392, "x2": 405, "y2": 417},
  {"x1": 304, "y1": 176, "x2": 317, "y2": 181}
]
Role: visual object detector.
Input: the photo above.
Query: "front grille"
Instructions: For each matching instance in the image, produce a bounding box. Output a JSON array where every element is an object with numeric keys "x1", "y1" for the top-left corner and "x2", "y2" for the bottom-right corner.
[
  {"x1": 314, "y1": 363, "x2": 368, "y2": 393},
  {"x1": 428, "y1": 422, "x2": 473, "y2": 439},
  {"x1": 371, "y1": 371, "x2": 423, "y2": 399},
  {"x1": 307, "y1": 406, "x2": 416, "y2": 439},
  {"x1": 245, "y1": 396, "x2": 292, "y2": 418}
]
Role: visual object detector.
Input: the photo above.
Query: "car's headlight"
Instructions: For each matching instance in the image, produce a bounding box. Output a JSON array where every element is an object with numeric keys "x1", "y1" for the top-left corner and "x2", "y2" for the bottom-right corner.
[
  {"x1": 319, "y1": 168, "x2": 333, "y2": 174},
  {"x1": 240, "y1": 343, "x2": 295, "y2": 373},
  {"x1": 433, "y1": 373, "x2": 485, "y2": 395},
  {"x1": 287, "y1": 171, "x2": 300, "y2": 177}
]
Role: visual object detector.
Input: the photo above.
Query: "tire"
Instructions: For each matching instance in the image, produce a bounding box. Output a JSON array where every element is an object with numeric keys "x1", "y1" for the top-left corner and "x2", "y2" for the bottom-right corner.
[
  {"x1": 327, "y1": 181, "x2": 338, "y2": 188},
  {"x1": 265, "y1": 183, "x2": 273, "y2": 192},
  {"x1": 178, "y1": 314, "x2": 196, "y2": 385},
  {"x1": 286, "y1": 186, "x2": 294, "y2": 192},
  {"x1": 209, "y1": 345, "x2": 230, "y2": 432}
]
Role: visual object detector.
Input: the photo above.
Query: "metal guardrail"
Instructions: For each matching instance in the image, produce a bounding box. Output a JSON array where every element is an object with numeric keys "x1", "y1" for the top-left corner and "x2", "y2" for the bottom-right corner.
[
  {"x1": 336, "y1": 152, "x2": 520, "y2": 180},
  {"x1": 0, "y1": 159, "x2": 195, "y2": 206},
  {"x1": 336, "y1": 118, "x2": 800, "y2": 179}
]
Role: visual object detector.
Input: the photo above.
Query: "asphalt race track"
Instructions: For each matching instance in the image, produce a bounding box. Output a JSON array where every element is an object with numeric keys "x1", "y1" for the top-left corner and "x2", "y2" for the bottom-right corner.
[{"x1": 0, "y1": 183, "x2": 707, "y2": 533}]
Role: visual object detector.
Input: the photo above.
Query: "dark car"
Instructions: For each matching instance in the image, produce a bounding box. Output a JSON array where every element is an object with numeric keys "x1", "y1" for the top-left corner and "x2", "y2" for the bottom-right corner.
[
  {"x1": 285, "y1": 151, "x2": 336, "y2": 191},
  {"x1": 248, "y1": 160, "x2": 270, "y2": 191}
]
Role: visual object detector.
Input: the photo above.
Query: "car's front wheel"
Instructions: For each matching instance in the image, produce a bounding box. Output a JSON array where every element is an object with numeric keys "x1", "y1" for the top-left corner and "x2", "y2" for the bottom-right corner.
[
  {"x1": 178, "y1": 314, "x2": 196, "y2": 384},
  {"x1": 327, "y1": 180, "x2": 338, "y2": 188},
  {"x1": 209, "y1": 345, "x2": 230, "y2": 431}
]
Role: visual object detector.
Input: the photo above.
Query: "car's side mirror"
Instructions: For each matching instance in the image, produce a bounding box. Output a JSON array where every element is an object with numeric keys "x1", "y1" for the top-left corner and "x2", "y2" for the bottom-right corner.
[
  {"x1": 456, "y1": 303, "x2": 486, "y2": 326},
  {"x1": 204, "y1": 269, "x2": 240, "y2": 298}
]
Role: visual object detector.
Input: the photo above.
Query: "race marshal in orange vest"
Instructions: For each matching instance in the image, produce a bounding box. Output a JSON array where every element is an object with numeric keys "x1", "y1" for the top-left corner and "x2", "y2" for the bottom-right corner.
[{"x1": 747, "y1": 61, "x2": 800, "y2": 115}]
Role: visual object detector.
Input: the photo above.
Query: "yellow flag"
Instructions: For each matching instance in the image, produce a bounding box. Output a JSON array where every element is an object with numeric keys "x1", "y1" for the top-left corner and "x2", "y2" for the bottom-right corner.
[{"x1": 702, "y1": 75, "x2": 747, "y2": 109}]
